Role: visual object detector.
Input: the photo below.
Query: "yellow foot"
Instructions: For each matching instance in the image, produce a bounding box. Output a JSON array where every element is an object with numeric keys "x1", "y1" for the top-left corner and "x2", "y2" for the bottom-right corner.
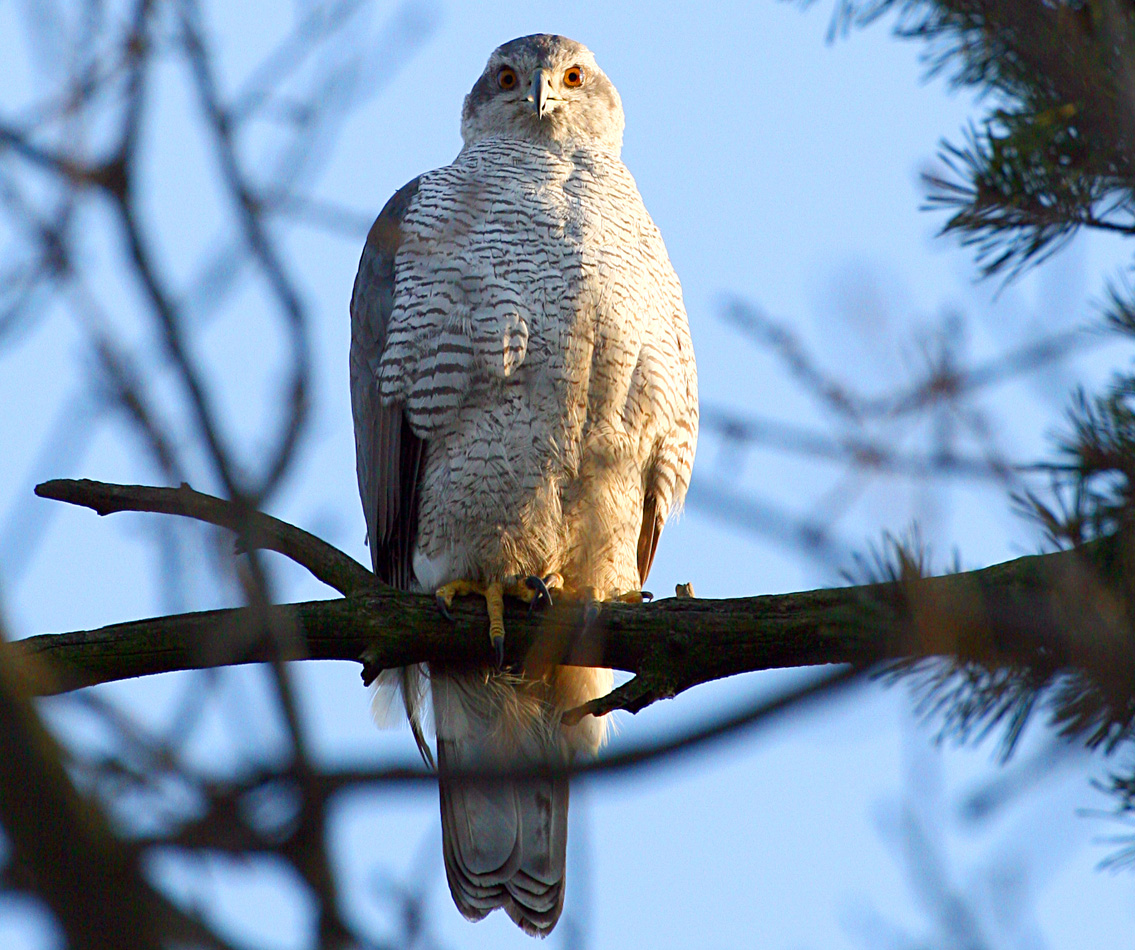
[
  {"x1": 434, "y1": 575, "x2": 563, "y2": 666},
  {"x1": 611, "y1": 588, "x2": 653, "y2": 604},
  {"x1": 514, "y1": 572, "x2": 563, "y2": 612},
  {"x1": 535, "y1": 585, "x2": 653, "y2": 640},
  {"x1": 435, "y1": 579, "x2": 504, "y2": 664},
  {"x1": 557, "y1": 584, "x2": 653, "y2": 605}
]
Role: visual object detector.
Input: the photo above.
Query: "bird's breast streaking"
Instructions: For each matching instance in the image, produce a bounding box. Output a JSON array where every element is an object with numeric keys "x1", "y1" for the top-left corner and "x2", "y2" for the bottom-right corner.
[{"x1": 350, "y1": 33, "x2": 697, "y2": 936}]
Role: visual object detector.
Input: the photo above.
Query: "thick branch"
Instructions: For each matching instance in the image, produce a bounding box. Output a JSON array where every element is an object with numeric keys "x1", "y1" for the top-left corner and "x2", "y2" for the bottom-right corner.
[
  {"x1": 22, "y1": 478, "x2": 1135, "y2": 728},
  {"x1": 34, "y1": 478, "x2": 375, "y2": 596},
  {"x1": 14, "y1": 527, "x2": 1135, "y2": 723}
]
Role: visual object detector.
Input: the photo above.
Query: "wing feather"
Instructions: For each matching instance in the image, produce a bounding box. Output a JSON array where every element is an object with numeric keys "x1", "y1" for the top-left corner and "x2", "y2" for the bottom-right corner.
[
  {"x1": 350, "y1": 177, "x2": 424, "y2": 590},
  {"x1": 636, "y1": 490, "x2": 662, "y2": 586}
]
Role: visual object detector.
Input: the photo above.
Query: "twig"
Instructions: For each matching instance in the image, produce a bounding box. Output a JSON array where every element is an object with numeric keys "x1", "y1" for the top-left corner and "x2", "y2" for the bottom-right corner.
[
  {"x1": 131, "y1": 667, "x2": 862, "y2": 797},
  {"x1": 701, "y1": 405, "x2": 1023, "y2": 481},
  {"x1": 34, "y1": 478, "x2": 375, "y2": 596},
  {"x1": 178, "y1": 0, "x2": 311, "y2": 498},
  {"x1": 562, "y1": 675, "x2": 661, "y2": 724}
]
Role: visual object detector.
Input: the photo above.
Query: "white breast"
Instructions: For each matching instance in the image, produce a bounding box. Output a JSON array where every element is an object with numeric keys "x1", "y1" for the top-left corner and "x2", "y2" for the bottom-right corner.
[{"x1": 379, "y1": 137, "x2": 695, "y2": 589}]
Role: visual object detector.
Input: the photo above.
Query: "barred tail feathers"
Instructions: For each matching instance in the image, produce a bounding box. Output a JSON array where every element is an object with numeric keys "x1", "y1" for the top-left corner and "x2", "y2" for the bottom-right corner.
[{"x1": 433, "y1": 671, "x2": 578, "y2": 936}]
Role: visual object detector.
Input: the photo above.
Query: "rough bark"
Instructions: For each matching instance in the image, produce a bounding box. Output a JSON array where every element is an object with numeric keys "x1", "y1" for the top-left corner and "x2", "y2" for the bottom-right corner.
[{"x1": 15, "y1": 479, "x2": 1135, "y2": 720}]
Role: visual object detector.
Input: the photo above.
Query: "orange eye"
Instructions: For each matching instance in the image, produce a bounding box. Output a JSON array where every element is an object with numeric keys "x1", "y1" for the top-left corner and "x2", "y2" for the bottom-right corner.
[
  {"x1": 563, "y1": 66, "x2": 585, "y2": 87},
  {"x1": 497, "y1": 67, "x2": 518, "y2": 90}
]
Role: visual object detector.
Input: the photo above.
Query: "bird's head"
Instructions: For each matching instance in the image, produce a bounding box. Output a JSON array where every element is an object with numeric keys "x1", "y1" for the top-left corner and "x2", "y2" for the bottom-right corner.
[{"x1": 461, "y1": 35, "x2": 624, "y2": 152}]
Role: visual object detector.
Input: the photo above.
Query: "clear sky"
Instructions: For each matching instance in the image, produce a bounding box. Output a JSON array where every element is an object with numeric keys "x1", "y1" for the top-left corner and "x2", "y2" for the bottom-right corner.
[{"x1": 1, "y1": 1, "x2": 1133, "y2": 947}]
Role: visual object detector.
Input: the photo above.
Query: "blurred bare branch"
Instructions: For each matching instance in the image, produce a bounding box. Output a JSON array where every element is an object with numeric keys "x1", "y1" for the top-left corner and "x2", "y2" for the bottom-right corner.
[
  {"x1": 5, "y1": 0, "x2": 1135, "y2": 945},
  {"x1": 35, "y1": 478, "x2": 375, "y2": 596},
  {"x1": 0, "y1": 635, "x2": 235, "y2": 950},
  {"x1": 0, "y1": 0, "x2": 439, "y2": 944}
]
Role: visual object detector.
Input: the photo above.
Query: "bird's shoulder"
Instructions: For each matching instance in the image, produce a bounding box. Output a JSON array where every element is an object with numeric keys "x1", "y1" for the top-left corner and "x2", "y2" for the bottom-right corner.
[{"x1": 360, "y1": 175, "x2": 422, "y2": 266}]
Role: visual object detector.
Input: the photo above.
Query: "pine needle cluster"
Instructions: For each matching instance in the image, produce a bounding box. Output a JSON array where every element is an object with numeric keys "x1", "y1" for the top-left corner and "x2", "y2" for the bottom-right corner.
[{"x1": 830, "y1": 2, "x2": 1135, "y2": 796}]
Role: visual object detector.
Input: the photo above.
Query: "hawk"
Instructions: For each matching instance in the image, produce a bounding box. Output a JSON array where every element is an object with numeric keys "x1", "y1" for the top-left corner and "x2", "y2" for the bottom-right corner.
[{"x1": 351, "y1": 34, "x2": 697, "y2": 935}]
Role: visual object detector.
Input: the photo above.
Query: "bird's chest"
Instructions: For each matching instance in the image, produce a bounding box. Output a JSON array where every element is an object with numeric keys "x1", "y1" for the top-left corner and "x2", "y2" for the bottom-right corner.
[
  {"x1": 411, "y1": 152, "x2": 639, "y2": 315},
  {"x1": 402, "y1": 154, "x2": 636, "y2": 390}
]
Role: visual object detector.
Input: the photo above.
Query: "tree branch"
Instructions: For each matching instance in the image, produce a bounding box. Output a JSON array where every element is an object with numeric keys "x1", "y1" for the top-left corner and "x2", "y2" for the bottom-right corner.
[
  {"x1": 0, "y1": 638, "x2": 236, "y2": 950},
  {"x1": 34, "y1": 478, "x2": 375, "y2": 595},
  {"x1": 16, "y1": 481, "x2": 1135, "y2": 729}
]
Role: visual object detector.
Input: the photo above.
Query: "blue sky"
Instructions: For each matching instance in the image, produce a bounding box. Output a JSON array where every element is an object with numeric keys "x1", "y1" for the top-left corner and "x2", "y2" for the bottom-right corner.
[{"x1": 1, "y1": 1, "x2": 1134, "y2": 947}]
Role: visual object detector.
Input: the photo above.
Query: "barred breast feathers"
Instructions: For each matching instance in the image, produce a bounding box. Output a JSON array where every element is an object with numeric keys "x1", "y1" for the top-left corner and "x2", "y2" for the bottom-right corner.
[
  {"x1": 377, "y1": 138, "x2": 695, "y2": 465},
  {"x1": 374, "y1": 137, "x2": 697, "y2": 596}
]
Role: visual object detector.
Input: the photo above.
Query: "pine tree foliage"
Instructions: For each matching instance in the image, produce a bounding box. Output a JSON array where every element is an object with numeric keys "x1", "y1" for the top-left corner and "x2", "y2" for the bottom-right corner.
[
  {"x1": 824, "y1": 1, "x2": 1135, "y2": 781},
  {"x1": 857, "y1": 531, "x2": 1135, "y2": 762},
  {"x1": 832, "y1": 0, "x2": 1135, "y2": 275}
]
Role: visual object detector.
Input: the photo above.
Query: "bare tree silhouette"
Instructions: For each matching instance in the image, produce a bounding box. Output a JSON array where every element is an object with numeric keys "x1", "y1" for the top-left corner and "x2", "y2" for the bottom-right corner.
[{"x1": 5, "y1": 1, "x2": 1135, "y2": 947}]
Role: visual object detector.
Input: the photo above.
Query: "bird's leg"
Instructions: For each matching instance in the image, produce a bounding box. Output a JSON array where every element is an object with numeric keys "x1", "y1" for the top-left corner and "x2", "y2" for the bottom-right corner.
[
  {"x1": 434, "y1": 579, "x2": 507, "y2": 664},
  {"x1": 485, "y1": 580, "x2": 505, "y2": 665},
  {"x1": 432, "y1": 573, "x2": 640, "y2": 666},
  {"x1": 434, "y1": 576, "x2": 562, "y2": 666},
  {"x1": 433, "y1": 579, "x2": 484, "y2": 622}
]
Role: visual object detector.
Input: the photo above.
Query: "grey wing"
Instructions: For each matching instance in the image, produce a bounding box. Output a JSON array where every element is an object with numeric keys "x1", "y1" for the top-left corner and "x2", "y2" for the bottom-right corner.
[
  {"x1": 350, "y1": 177, "x2": 424, "y2": 590},
  {"x1": 635, "y1": 316, "x2": 699, "y2": 586}
]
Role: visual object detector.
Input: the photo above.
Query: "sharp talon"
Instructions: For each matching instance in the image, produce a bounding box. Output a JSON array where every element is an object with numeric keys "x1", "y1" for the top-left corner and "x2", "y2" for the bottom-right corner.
[
  {"x1": 435, "y1": 592, "x2": 454, "y2": 622},
  {"x1": 641, "y1": 590, "x2": 654, "y2": 602},
  {"x1": 492, "y1": 635, "x2": 505, "y2": 668},
  {"x1": 524, "y1": 574, "x2": 553, "y2": 612}
]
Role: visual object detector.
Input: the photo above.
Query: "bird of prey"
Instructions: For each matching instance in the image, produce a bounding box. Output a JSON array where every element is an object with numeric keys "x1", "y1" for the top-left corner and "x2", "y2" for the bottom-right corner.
[{"x1": 350, "y1": 34, "x2": 697, "y2": 935}]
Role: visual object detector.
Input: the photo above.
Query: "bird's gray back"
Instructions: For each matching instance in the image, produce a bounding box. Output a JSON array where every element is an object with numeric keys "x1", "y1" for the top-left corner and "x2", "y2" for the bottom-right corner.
[{"x1": 350, "y1": 177, "x2": 426, "y2": 590}]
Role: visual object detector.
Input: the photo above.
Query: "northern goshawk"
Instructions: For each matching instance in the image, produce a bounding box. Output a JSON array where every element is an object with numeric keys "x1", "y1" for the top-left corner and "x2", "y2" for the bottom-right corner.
[{"x1": 351, "y1": 34, "x2": 698, "y2": 935}]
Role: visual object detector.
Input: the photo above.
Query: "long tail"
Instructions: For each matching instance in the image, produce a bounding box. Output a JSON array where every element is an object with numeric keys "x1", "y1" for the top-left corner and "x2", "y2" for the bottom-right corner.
[{"x1": 433, "y1": 671, "x2": 571, "y2": 936}]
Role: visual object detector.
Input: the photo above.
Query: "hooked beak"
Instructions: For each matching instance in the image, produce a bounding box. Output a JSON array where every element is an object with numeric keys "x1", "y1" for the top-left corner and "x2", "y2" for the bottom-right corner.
[{"x1": 526, "y1": 67, "x2": 553, "y2": 119}]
